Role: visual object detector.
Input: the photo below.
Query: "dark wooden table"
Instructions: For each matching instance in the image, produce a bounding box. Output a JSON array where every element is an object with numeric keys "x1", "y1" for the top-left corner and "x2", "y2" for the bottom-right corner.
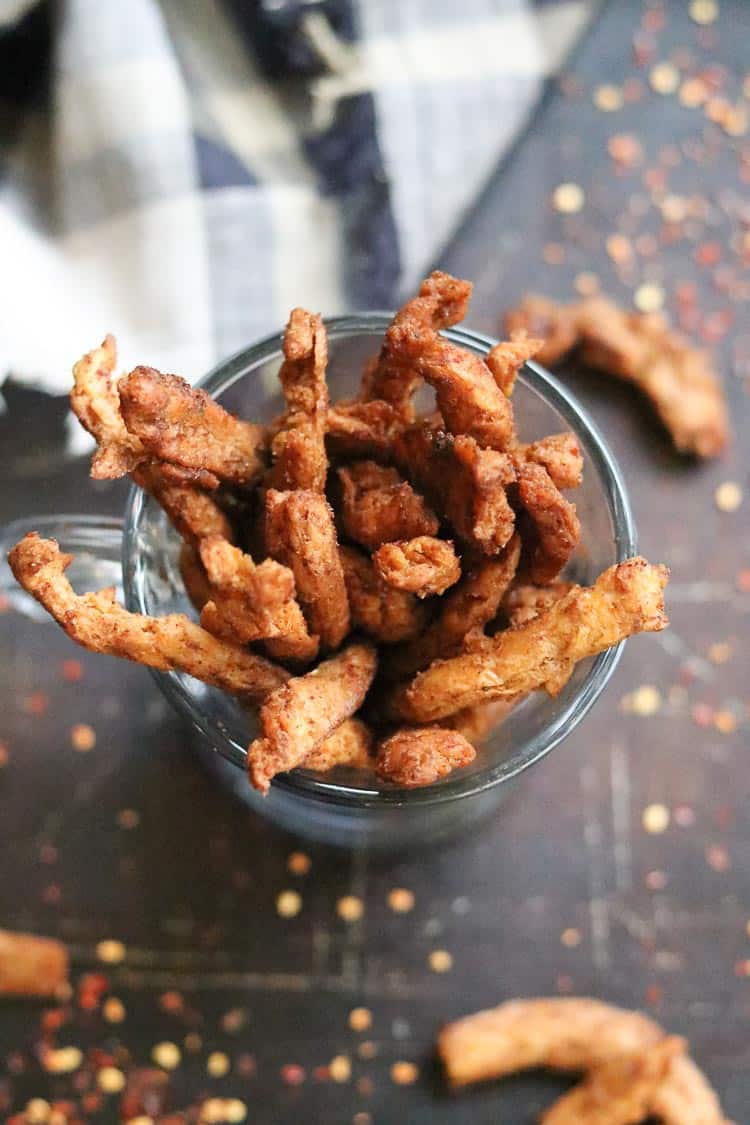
[{"x1": 1, "y1": 1, "x2": 748, "y2": 1121}]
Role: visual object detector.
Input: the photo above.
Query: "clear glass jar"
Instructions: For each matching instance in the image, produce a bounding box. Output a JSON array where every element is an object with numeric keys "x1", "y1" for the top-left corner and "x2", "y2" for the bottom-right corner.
[{"x1": 1, "y1": 315, "x2": 636, "y2": 849}]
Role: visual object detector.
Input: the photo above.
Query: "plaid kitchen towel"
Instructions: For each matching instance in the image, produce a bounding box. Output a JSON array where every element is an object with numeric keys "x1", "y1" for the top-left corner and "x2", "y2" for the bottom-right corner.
[{"x1": 0, "y1": 0, "x2": 592, "y2": 400}]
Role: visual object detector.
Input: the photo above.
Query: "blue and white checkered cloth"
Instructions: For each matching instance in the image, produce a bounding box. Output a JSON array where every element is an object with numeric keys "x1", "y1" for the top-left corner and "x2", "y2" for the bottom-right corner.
[{"x1": 0, "y1": 0, "x2": 591, "y2": 395}]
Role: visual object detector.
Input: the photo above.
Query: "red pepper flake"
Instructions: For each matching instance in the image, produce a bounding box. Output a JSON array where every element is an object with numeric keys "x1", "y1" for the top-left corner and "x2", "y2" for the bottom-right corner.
[
  {"x1": 675, "y1": 281, "x2": 698, "y2": 305},
  {"x1": 42, "y1": 884, "x2": 62, "y2": 905},
  {"x1": 24, "y1": 691, "x2": 49, "y2": 715},
  {"x1": 236, "y1": 1053, "x2": 257, "y2": 1078},
  {"x1": 695, "y1": 241, "x2": 722, "y2": 266},
  {"x1": 0, "y1": 594, "x2": 9, "y2": 613},
  {"x1": 734, "y1": 960, "x2": 750, "y2": 977},
  {"x1": 62, "y1": 659, "x2": 83, "y2": 682},
  {"x1": 691, "y1": 702, "x2": 714, "y2": 727},
  {"x1": 705, "y1": 844, "x2": 731, "y2": 872},
  {"x1": 280, "y1": 1064, "x2": 306, "y2": 1087},
  {"x1": 645, "y1": 984, "x2": 664, "y2": 1009},
  {"x1": 0, "y1": 741, "x2": 9, "y2": 768},
  {"x1": 77, "y1": 972, "x2": 109, "y2": 1012},
  {"x1": 158, "y1": 990, "x2": 184, "y2": 1014},
  {"x1": 702, "y1": 310, "x2": 734, "y2": 343},
  {"x1": 608, "y1": 134, "x2": 643, "y2": 169},
  {"x1": 542, "y1": 242, "x2": 565, "y2": 265}
]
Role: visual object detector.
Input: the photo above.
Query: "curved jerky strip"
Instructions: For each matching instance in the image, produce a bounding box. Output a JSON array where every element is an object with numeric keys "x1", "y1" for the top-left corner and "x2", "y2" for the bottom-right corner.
[
  {"x1": 389, "y1": 328, "x2": 515, "y2": 451},
  {"x1": 575, "y1": 297, "x2": 729, "y2": 458},
  {"x1": 326, "y1": 399, "x2": 405, "y2": 462},
  {"x1": 247, "y1": 642, "x2": 378, "y2": 792},
  {"x1": 364, "y1": 271, "x2": 473, "y2": 415},
  {"x1": 437, "y1": 997, "x2": 664, "y2": 1087},
  {"x1": 485, "y1": 336, "x2": 543, "y2": 397},
  {"x1": 337, "y1": 461, "x2": 439, "y2": 551},
  {"x1": 8, "y1": 534, "x2": 287, "y2": 700},
  {"x1": 133, "y1": 464, "x2": 234, "y2": 549},
  {"x1": 70, "y1": 335, "x2": 146, "y2": 479},
  {"x1": 394, "y1": 426, "x2": 516, "y2": 555},
  {"x1": 541, "y1": 1037, "x2": 686, "y2": 1125},
  {"x1": 375, "y1": 727, "x2": 475, "y2": 788},
  {"x1": 512, "y1": 432, "x2": 583, "y2": 490},
  {"x1": 119, "y1": 366, "x2": 267, "y2": 486},
  {"x1": 340, "y1": 545, "x2": 429, "y2": 645},
  {"x1": 373, "y1": 537, "x2": 461, "y2": 598},
  {"x1": 267, "y1": 309, "x2": 329, "y2": 492},
  {"x1": 516, "y1": 462, "x2": 581, "y2": 585},
  {"x1": 650, "y1": 1053, "x2": 735, "y2": 1125},
  {"x1": 198, "y1": 537, "x2": 319, "y2": 664},
  {"x1": 264, "y1": 489, "x2": 350, "y2": 650},
  {"x1": 303, "y1": 717, "x2": 373, "y2": 772},
  {"x1": 387, "y1": 533, "x2": 521, "y2": 680},
  {"x1": 390, "y1": 558, "x2": 669, "y2": 723}
]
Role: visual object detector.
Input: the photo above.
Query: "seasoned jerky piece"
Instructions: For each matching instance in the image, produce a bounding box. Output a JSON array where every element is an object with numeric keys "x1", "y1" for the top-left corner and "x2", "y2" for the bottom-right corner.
[
  {"x1": 198, "y1": 537, "x2": 318, "y2": 664},
  {"x1": 303, "y1": 717, "x2": 374, "y2": 772},
  {"x1": 375, "y1": 727, "x2": 475, "y2": 787},
  {"x1": 576, "y1": 298, "x2": 729, "y2": 458},
  {"x1": 267, "y1": 308, "x2": 329, "y2": 492},
  {"x1": 326, "y1": 399, "x2": 404, "y2": 461},
  {"x1": 179, "y1": 543, "x2": 212, "y2": 613},
  {"x1": 516, "y1": 462, "x2": 581, "y2": 585},
  {"x1": 247, "y1": 642, "x2": 378, "y2": 792},
  {"x1": 70, "y1": 334, "x2": 146, "y2": 478},
  {"x1": 513, "y1": 432, "x2": 583, "y2": 490},
  {"x1": 119, "y1": 366, "x2": 267, "y2": 485},
  {"x1": 389, "y1": 329, "x2": 515, "y2": 451},
  {"x1": 264, "y1": 489, "x2": 350, "y2": 650},
  {"x1": 387, "y1": 533, "x2": 521, "y2": 679},
  {"x1": 0, "y1": 928, "x2": 69, "y2": 997},
  {"x1": 390, "y1": 558, "x2": 669, "y2": 722},
  {"x1": 505, "y1": 581, "x2": 575, "y2": 627},
  {"x1": 438, "y1": 997, "x2": 664, "y2": 1087},
  {"x1": 503, "y1": 293, "x2": 581, "y2": 366},
  {"x1": 340, "y1": 545, "x2": 428, "y2": 644},
  {"x1": 373, "y1": 537, "x2": 461, "y2": 598},
  {"x1": 485, "y1": 336, "x2": 543, "y2": 396},
  {"x1": 650, "y1": 1054, "x2": 734, "y2": 1125},
  {"x1": 133, "y1": 464, "x2": 234, "y2": 549},
  {"x1": 440, "y1": 698, "x2": 520, "y2": 744},
  {"x1": 337, "y1": 460, "x2": 439, "y2": 550},
  {"x1": 394, "y1": 426, "x2": 516, "y2": 555},
  {"x1": 363, "y1": 271, "x2": 473, "y2": 415},
  {"x1": 541, "y1": 1038, "x2": 686, "y2": 1125},
  {"x1": 9, "y1": 534, "x2": 287, "y2": 700}
]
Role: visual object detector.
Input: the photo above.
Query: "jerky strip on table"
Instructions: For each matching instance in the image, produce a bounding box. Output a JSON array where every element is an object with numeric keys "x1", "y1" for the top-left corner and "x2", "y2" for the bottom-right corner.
[
  {"x1": 264, "y1": 489, "x2": 350, "y2": 650},
  {"x1": 337, "y1": 461, "x2": 439, "y2": 550},
  {"x1": 387, "y1": 533, "x2": 521, "y2": 680},
  {"x1": 119, "y1": 366, "x2": 267, "y2": 485},
  {"x1": 70, "y1": 335, "x2": 146, "y2": 479},
  {"x1": 504, "y1": 293, "x2": 581, "y2": 366},
  {"x1": 267, "y1": 308, "x2": 329, "y2": 492},
  {"x1": 438, "y1": 997, "x2": 664, "y2": 1087},
  {"x1": 388, "y1": 328, "x2": 515, "y2": 451},
  {"x1": 541, "y1": 1037, "x2": 686, "y2": 1125},
  {"x1": 247, "y1": 642, "x2": 378, "y2": 792},
  {"x1": 198, "y1": 537, "x2": 318, "y2": 664},
  {"x1": 340, "y1": 545, "x2": 428, "y2": 644},
  {"x1": 363, "y1": 271, "x2": 473, "y2": 416},
  {"x1": 516, "y1": 462, "x2": 581, "y2": 585},
  {"x1": 373, "y1": 537, "x2": 461, "y2": 598},
  {"x1": 326, "y1": 399, "x2": 404, "y2": 461},
  {"x1": 394, "y1": 426, "x2": 516, "y2": 555},
  {"x1": 0, "y1": 928, "x2": 69, "y2": 997},
  {"x1": 133, "y1": 464, "x2": 234, "y2": 548},
  {"x1": 485, "y1": 336, "x2": 543, "y2": 397},
  {"x1": 390, "y1": 558, "x2": 669, "y2": 722},
  {"x1": 512, "y1": 432, "x2": 583, "y2": 490},
  {"x1": 303, "y1": 717, "x2": 374, "y2": 772},
  {"x1": 375, "y1": 727, "x2": 475, "y2": 788},
  {"x1": 9, "y1": 534, "x2": 287, "y2": 700}
]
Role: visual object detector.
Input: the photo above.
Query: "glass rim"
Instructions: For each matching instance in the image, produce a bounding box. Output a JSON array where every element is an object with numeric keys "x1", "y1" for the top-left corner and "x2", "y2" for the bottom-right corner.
[{"x1": 123, "y1": 313, "x2": 637, "y2": 809}]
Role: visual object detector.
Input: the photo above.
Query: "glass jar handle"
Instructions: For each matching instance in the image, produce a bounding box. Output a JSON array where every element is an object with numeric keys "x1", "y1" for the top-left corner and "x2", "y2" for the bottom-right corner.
[{"x1": 0, "y1": 515, "x2": 124, "y2": 621}]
